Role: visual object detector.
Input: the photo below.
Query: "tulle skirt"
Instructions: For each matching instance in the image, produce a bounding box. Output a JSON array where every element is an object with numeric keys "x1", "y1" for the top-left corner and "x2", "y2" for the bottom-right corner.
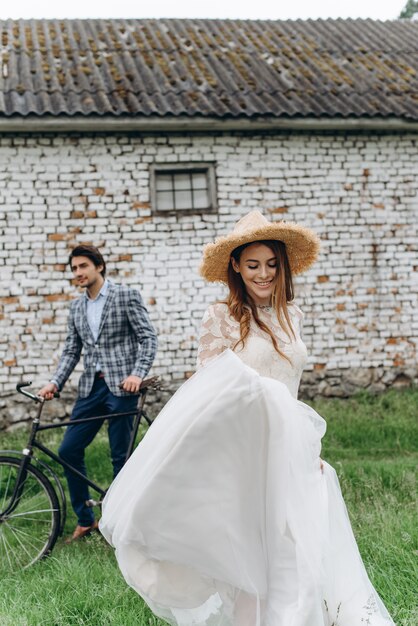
[{"x1": 100, "y1": 350, "x2": 394, "y2": 626}]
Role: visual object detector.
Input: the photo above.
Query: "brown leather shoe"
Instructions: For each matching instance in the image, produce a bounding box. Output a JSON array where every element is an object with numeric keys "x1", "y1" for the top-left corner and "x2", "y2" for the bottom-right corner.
[{"x1": 64, "y1": 520, "x2": 99, "y2": 544}]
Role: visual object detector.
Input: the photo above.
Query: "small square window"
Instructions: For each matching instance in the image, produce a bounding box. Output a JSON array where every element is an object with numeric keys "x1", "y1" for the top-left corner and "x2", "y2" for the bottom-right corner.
[{"x1": 151, "y1": 163, "x2": 217, "y2": 215}]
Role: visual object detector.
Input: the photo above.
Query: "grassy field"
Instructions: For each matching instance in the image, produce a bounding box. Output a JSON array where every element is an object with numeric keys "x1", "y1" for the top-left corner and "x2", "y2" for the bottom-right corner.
[{"x1": 0, "y1": 388, "x2": 417, "y2": 626}]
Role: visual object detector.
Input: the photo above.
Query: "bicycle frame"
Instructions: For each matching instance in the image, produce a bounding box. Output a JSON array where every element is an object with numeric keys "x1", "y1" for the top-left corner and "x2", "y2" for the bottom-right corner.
[
  {"x1": 35, "y1": 393, "x2": 150, "y2": 498},
  {"x1": 1, "y1": 380, "x2": 155, "y2": 517}
]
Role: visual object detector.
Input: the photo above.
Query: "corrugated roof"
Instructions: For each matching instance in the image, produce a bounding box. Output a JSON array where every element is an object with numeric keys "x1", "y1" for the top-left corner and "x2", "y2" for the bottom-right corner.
[{"x1": 0, "y1": 18, "x2": 417, "y2": 119}]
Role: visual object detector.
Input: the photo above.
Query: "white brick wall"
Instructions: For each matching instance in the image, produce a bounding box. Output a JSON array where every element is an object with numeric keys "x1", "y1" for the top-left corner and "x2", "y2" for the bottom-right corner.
[{"x1": 0, "y1": 131, "x2": 417, "y2": 425}]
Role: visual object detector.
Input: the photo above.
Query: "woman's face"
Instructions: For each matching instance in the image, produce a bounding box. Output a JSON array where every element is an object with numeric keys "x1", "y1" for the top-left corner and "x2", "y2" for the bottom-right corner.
[{"x1": 231, "y1": 242, "x2": 277, "y2": 305}]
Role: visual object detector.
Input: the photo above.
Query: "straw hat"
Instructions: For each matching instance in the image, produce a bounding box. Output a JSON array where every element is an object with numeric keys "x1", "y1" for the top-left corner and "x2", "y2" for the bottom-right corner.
[{"x1": 200, "y1": 210, "x2": 320, "y2": 283}]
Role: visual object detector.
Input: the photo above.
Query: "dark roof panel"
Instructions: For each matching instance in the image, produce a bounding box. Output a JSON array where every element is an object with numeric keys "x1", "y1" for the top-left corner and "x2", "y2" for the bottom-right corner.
[{"x1": 0, "y1": 18, "x2": 417, "y2": 119}]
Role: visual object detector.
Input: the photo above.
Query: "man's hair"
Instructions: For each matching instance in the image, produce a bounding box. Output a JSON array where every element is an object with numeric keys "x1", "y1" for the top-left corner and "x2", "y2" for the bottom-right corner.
[{"x1": 69, "y1": 245, "x2": 106, "y2": 277}]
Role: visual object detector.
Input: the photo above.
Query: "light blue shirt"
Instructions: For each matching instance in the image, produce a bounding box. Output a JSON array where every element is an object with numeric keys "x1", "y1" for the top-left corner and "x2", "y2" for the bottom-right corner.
[
  {"x1": 51, "y1": 279, "x2": 109, "y2": 386},
  {"x1": 86, "y1": 279, "x2": 109, "y2": 371}
]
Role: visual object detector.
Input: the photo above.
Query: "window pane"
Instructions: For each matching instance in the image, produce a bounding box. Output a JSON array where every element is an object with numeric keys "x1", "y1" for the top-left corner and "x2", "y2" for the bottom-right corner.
[
  {"x1": 193, "y1": 188, "x2": 210, "y2": 209},
  {"x1": 156, "y1": 174, "x2": 173, "y2": 191},
  {"x1": 157, "y1": 190, "x2": 174, "y2": 211},
  {"x1": 174, "y1": 189, "x2": 193, "y2": 209},
  {"x1": 191, "y1": 172, "x2": 207, "y2": 190},
  {"x1": 153, "y1": 165, "x2": 215, "y2": 213},
  {"x1": 173, "y1": 174, "x2": 192, "y2": 191}
]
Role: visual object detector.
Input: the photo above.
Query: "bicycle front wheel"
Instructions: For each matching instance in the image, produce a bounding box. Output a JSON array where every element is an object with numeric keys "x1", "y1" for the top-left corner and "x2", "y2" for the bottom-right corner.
[{"x1": 0, "y1": 455, "x2": 60, "y2": 572}]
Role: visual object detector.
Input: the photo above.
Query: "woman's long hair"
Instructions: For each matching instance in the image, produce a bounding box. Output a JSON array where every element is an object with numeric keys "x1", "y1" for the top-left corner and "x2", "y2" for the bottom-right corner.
[{"x1": 225, "y1": 240, "x2": 295, "y2": 359}]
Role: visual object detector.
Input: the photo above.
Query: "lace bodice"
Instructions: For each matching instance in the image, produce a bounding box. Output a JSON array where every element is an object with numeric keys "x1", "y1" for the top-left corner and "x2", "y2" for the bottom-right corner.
[{"x1": 197, "y1": 302, "x2": 308, "y2": 398}]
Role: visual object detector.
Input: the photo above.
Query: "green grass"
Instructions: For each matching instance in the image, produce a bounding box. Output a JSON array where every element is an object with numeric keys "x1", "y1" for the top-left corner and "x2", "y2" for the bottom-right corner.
[{"x1": 0, "y1": 388, "x2": 417, "y2": 625}]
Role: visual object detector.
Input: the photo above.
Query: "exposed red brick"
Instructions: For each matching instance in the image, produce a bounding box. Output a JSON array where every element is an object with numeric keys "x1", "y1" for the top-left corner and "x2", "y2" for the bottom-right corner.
[
  {"x1": 94, "y1": 187, "x2": 106, "y2": 196},
  {"x1": 42, "y1": 318, "x2": 54, "y2": 324},
  {"x1": 367, "y1": 287, "x2": 377, "y2": 294},
  {"x1": 118, "y1": 254, "x2": 132, "y2": 262},
  {"x1": 148, "y1": 297, "x2": 157, "y2": 305},
  {"x1": 373, "y1": 203, "x2": 385, "y2": 209},
  {"x1": 1, "y1": 296, "x2": 19, "y2": 304},
  {"x1": 357, "y1": 303, "x2": 368, "y2": 309},
  {"x1": 269, "y1": 206, "x2": 288, "y2": 214},
  {"x1": 335, "y1": 289, "x2": 345, "y2": 296},
  {"x1": 70, "y1": 211, "x2": 84, "y2": 219},
  {"x1": 343, "y1": 183, "x2": 353, "y2": 191},
  {"x1": 132, "y1": 201, "x2": 151, "y2": 209},
  {"x1": 44, "y1": 293, "x2": 73, "y2": 302},
  {"x1": 386, "y1": 337, "x2": 398, "y2": 345},
  {"x1": 4, "y1": 358, "x2": 16, "y2": 366},
  {"x1": 86, "y1": 211, "x2": 97, "y2": 218},
  {"x1": 48, "y1": 233, "x2": 69, "y2": 241},
  {"x1": 317, "y1": 275, "x2": 329, "y2": 283},
  {"x1": 314, "y1": 363, "x2": 326, "y2": 370},
  {"x1": 336, "y1": 303, "x2": 346, "y2": 311},
  {"x1": 134, "y1": 217, "x2": 152, "y2": 224}
]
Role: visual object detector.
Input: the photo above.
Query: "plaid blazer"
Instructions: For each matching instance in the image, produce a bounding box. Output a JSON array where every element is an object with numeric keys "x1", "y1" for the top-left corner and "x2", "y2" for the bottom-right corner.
[{"x1": 52, "y1": 282, "x2": 158, "y2": 398}]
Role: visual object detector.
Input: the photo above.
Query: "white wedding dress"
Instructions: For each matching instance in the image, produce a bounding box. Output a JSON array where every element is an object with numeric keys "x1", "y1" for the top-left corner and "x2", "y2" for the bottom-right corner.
[{"x1": 100, "y1": 303, "x2": 395, "y2": 626}]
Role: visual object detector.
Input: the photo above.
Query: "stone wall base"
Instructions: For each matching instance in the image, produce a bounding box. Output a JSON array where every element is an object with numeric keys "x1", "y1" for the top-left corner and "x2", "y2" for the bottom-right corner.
[
  {"x1": 299, "y1": 366, "x2": 418, "y2": 399},
  {"x1": 1, "y1": 367, "x2": 417, "y2": 432}
]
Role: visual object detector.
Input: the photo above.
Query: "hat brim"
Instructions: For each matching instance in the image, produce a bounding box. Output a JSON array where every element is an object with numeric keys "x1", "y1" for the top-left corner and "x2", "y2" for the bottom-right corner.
[{"x1": 199, "y1": 222, "x2": 320, "y2": 283}]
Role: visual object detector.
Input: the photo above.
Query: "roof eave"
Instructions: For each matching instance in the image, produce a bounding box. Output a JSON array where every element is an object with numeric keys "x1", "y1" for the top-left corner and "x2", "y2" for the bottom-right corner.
[{"x1": 0, "y1": 115, "x2": 418, "y2": 132}]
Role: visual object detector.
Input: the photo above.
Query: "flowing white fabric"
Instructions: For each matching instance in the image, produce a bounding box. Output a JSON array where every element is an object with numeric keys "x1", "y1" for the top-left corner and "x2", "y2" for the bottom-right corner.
[{"x1": 100, "y1": 304, "x2": 394, "y2": 626}]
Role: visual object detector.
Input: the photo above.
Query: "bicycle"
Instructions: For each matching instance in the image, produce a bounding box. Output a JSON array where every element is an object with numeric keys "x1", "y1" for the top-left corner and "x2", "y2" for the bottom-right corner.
[{"x1": 0, "y1": 377, "x2": 159, "y2": 573}]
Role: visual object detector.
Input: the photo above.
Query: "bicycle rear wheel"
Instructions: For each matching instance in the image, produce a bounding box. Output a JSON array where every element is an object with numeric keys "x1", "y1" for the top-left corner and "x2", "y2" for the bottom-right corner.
[{"x1": 0, "y1": 455, "x2": 60, "y2": 572}]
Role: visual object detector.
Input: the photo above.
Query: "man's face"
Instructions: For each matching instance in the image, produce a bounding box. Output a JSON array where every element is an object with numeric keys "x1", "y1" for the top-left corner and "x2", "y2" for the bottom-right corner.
[{"x1": 71, "y1": 256, "x2": 103, "y2": 290}]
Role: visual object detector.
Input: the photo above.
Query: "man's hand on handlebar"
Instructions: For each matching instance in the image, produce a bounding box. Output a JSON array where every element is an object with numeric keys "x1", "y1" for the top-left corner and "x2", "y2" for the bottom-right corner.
[
  {"x1": 39, "y1": 382, "x2": 59, "y2": 401},
  {"x1": 120, "y1": 375, "x2": 143, "y2": 394}
]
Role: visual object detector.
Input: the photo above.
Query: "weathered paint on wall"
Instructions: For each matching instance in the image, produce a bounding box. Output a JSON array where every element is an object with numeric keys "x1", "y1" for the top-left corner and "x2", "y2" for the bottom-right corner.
[{"x1": 0, "y1": 131, "x2": 417, "y2": 428}]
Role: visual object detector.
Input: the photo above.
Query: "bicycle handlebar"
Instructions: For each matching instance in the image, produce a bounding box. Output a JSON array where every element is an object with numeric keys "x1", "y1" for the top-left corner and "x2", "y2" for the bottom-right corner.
[
  {"x1": 16, "y1": 381, "x2": 60, "y2": 402},
  {"x1": 118, "y1": 376, "x2": 160, "y2": 392},
  {"x1": 16, "y1": 381, "x2": 32, "y2": 392},
  {"x1": 16, "y1": 376, "x2": 159, "y2": 402}
]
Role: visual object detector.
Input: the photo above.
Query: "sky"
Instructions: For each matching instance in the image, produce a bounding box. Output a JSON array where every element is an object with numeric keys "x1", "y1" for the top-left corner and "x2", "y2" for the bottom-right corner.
[{"x1": 0, "y1": 1, "x2": 410, "y2": 21}]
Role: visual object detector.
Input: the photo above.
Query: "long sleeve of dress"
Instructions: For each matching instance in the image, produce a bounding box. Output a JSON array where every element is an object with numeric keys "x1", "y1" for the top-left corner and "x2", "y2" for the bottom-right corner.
[{"x1": 196, "y1": 303, "x2": 237, "y2": 369}]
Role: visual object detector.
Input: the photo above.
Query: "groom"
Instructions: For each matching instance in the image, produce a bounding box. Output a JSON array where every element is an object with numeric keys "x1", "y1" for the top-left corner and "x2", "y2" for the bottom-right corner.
[{"x1": 39, "y1": 244, "x2": 157, "y2": 542}]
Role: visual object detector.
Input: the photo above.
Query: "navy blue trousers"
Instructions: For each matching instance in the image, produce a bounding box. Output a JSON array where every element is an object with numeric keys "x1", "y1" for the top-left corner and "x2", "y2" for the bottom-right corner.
[{"x1": 58, "y1": 377, "x2": 138, "y2": 526}]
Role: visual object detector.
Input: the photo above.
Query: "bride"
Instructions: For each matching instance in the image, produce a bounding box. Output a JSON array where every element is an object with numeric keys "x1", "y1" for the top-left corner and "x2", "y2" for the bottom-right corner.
[{"x1": 100, "y1": 210, "x2": 395, "y2": 626}]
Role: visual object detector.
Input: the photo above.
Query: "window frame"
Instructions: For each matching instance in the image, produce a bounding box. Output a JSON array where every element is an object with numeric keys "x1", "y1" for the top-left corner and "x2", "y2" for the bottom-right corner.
[{"x1": 150, "y1": 162, "x2": 217, "y2": 216}]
